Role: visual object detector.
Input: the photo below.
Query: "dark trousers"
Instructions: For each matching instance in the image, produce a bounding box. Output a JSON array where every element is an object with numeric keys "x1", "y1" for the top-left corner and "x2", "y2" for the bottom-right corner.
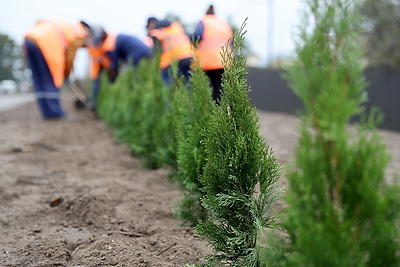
[
  {"x1": 24, "y1": 39, "x2": 64, "y2": 118},
  {"x1": 205, "y1": 69, "x2": 224, "y2": 103},
  {"x1": 162, "y1": 57, "x2": 193, "y2": 85}
]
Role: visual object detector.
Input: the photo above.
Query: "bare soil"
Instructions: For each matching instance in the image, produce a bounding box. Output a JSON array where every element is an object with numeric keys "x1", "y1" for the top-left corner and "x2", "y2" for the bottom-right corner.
[{"x1": 0, "y1": 93, "x2": 399, "y2": 266}]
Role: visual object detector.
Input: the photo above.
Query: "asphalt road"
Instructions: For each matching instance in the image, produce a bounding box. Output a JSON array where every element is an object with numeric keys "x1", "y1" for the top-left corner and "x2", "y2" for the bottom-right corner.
[{"x1": 0, "y1": 93, "x2": 35, "y2": 111}]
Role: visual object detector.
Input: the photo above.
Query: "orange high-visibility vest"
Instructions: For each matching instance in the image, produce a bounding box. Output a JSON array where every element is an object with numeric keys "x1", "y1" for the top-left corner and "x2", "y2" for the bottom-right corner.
[
  {"x1": 196, "y1": 15, "x2": 233, "y2": 70},
  {"x1": 88, "y1": 33, "x2": 117, "y2": 79},
  {"x1": 150, "y1": 22, "x2": 192, "y2": 69},
  {"x1": 25, "y1": 18, "x2": 87, "y2": 88}
]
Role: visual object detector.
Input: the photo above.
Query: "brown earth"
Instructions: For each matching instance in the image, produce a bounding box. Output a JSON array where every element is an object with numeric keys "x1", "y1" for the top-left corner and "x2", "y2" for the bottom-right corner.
[{"x1": 0, "y1": 93, "x2": 399, "y2": 266}]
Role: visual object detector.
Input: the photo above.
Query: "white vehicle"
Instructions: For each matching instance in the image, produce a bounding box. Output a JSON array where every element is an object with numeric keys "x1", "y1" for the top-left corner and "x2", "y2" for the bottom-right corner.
[{"x1": 0, "y1": 80, "x2": 17, "y2": 94}]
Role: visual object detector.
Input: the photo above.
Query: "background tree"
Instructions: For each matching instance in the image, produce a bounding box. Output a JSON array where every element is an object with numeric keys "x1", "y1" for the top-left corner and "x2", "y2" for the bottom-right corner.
[
  {"x1": 0, "y1": 32, "x2": 20, "y2": 81},
  {"x1": 360, "y1": 0, "x2": 400, "y2": 69}
]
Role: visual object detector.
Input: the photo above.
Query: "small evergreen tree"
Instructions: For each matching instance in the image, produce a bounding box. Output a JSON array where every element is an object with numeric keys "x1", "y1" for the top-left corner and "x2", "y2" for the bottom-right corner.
[
  {"x1": 113, "y1": 67, "x2": 141, "y2": 143},
  {"x1": 196, "y1": 20, "x2": 281, "y2": 266},
  {"x1": 109, "y1": 68, "x2": 136, "y2": 130},
  {"x1": 96, "y1": 74, "x2": 116, "y2": 126},
  {"x1": 126, "y1": 55, "x2": 175, "y2": 169},
  {"x1": 97, "y1": 67, "x2": 136, "y2": 130},
  {"x1": 172, "y1": 59, "x2": 215, "y2": 225},
  {"x1": 97, "y1": 54, "x2": 176, "y2": 169},
  {"x1": 266, "y1": 0, "x2": 400, "y2": 265}
]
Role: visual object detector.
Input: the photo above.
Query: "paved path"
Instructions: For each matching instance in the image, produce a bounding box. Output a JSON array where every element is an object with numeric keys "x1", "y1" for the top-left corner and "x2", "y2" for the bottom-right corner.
[{"x1": 0, "y1": 93, "x2": 35, "y2": 111}]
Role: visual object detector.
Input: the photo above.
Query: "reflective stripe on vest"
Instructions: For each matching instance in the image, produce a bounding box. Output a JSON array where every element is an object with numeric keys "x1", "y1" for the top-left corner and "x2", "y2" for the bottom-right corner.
[
  {"x1": 196, "y1": 15, "x2": 233, "y2": 70},
  {"x1": 150, "y1": 22, "x2": 192, "y2": 69},
  {"x1": 88, "y1": 33, "x2": 117, "y2": 79}
]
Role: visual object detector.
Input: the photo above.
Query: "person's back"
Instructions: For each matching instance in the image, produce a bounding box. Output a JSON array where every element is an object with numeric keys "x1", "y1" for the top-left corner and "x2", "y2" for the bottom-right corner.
[
  {"x1": 191, "y1": 5, "x2": 233, "y2": 102},
  {"x1": 87, "y1": 27, "x2": 150, "y2": 108},
  {"x1": 26, "y1": 18, "x2": 87, "y2": 89},
  {"x1": 114, "y1": 34, "x2": 150, "y2": 66},
  {"x1": 195, "y1": 9, "x2": 232, "y2": 71},
  {"x1": 149, "y1": 19, "x2": 192, "y2": 68},
  {"x1": 24, "y1": 18, "x2": 87, "y2": 119},
  {"x1": 148, "y1": 18, "x2": 193, "y2": 84}
]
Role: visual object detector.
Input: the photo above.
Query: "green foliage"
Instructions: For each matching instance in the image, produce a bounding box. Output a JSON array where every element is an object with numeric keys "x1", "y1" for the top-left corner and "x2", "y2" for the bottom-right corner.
[
  {"x1": 0, "y1": 33, "x2": 19, "y2": 81},
  {"x1": 172, "y1": 59, "x2": 215, "y2": 225},
  {"x1": 97, "y1": 67, "x2": 135, "y2": 129},
  {"x1": 196, "y1": 20, "x2": 281, "y2": 266},
  {"x1": 96, "y1": 72, "x2": 119, "y2": 125},
  {"x1": 97, "y1": 55, "x2": 176, "y2": 169},
  {"x1": 360, "y1": 0, "x2": 400, "y2": 69},
  {"x1": 129, "y1": 57, "x2": 175, "y2": 169},
  {"x1": 269, "y1": 0, "x2": 400, "y2": 266}
]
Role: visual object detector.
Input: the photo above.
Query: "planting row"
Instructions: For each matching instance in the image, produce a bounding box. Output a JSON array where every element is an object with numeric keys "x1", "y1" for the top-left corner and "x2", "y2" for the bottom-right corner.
[{"x1": 96, "y1": 1, "x2": 399, "y2": 265}]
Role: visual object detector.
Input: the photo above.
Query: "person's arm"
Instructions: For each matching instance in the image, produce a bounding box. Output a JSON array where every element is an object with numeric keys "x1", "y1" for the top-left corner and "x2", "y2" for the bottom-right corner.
[
  {"x1": 190, "y1": 21, "x2": 204, "y2": 45},
  {"x1": 90, "y1": 67, "x2": 102, "y2": 108},
  {"x1": 65, "y1": 38, "x2": 85, "y2": 77},
  {"x1": 106, "y1": 50, "x2": 118, "y2": 82},
  {"x1": 148, "y1": 28, "x2": 164, "y2": 57}
]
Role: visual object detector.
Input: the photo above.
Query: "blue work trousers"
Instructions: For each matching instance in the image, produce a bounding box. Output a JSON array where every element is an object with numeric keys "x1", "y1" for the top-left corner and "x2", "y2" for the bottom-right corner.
[{"x1": 25, "y1": 39, "x2": 64, "y2": 119}]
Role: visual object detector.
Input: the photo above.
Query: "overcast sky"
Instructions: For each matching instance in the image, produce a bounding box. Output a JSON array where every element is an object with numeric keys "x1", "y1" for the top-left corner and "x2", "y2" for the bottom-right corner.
[{"x1": 0, "y1": 0, "x2": 303, "y2": 75}]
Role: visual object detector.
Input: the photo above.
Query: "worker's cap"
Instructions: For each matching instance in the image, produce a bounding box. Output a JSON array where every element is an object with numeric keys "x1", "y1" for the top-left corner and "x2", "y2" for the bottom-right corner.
[
  {"x1": 90, "y1": 25, "x2": 107, "y2": 46},
  {"x1": 80, "y1": 20, "x2": 91, "y2": 30},
  {"x1": 146, "y1": 17, "x2": 159, "y2": 28},
  {"x1": 206, "y1": 5, "x2": 215, "y2": 15}
]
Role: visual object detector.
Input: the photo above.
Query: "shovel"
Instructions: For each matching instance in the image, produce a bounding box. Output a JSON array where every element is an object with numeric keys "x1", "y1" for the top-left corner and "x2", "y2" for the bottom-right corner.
[{"x1": 65, "y1": 81, "x2": 89, "y2": 109}]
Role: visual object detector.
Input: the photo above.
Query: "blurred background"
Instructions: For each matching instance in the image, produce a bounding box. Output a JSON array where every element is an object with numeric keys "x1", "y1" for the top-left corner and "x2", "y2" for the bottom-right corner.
[
  {"x1": 0, "y1": 0, "x2": 302, "y2": 82},
  {"x1": 0, "y1": 0, "x2": 399, "y2": 130}
]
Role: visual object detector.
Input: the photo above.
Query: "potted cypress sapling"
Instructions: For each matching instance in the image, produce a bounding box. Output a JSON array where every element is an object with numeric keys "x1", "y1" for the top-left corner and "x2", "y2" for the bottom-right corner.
[
  {"x1": 196, "y1": 20, "x2": 281, "y2": 266},
  {"x1": 264, "y1": 0, "x2": 400, "y2": 265}
]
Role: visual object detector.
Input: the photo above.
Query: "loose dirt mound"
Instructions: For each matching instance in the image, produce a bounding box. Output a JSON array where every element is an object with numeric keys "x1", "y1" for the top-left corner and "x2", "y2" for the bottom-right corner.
[{"x1": 0, "y1": 93, "x2": 399, "y2": 266}]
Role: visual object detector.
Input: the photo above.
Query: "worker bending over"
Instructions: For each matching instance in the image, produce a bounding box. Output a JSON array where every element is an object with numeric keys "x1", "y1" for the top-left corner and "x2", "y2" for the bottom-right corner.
[
  {"x1": 24, "y1": 18, "x2": 88, "y2": 119},
  {"x1": 87, "y1": 25, "x2": 151, "y2": 108}
]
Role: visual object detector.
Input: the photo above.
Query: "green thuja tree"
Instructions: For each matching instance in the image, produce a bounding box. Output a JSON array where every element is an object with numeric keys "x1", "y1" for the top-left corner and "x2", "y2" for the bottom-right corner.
[
  {"x1": 97, "y1": 67, "x2": 136, "y2": 131},
  {"x1": 128, "y1": 55, "x2": 175, "y2": 168},
  {"x1": 171, "y1": 77, "x2": 190, "y2": 174},
  {"x1": 196, "y1": 20, "x2": 281, "y2": 266},
  {"x1": 264, "y1": 0, "x2": 400, "y2": 266},
  {"x1": 172, "y1": 59, "x2": 215, "y2": 225},
  {"x1": 96, "y1": 72, "x2": 116, "y2": 124},
  {"x1": 97, "y1": 54, "x2": 176, "y2": 169},
  {"x1": 109, "y1": 68, "x2": 136, "y2": 130}
]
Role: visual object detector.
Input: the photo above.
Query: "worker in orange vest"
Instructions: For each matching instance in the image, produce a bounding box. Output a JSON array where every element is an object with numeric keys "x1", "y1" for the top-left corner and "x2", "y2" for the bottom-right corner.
[
  {"x1": 146, "y1": 17, "x2": 193, "y2": 85},
  {"x1": 191, "y1": 5, "x2": 233, "y2": 103},
  {"x1": 87, "y1": 25, "x2": 151, "y2": 109},
  {"x1": 24, "y1": 18, "x2": 89, "y2": 119}
]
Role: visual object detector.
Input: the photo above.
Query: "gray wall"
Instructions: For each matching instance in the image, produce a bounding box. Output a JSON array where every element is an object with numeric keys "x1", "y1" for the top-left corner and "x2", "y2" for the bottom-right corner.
[{"x1": 247, "y1": 66, "x2": 400, "y2": 132}]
